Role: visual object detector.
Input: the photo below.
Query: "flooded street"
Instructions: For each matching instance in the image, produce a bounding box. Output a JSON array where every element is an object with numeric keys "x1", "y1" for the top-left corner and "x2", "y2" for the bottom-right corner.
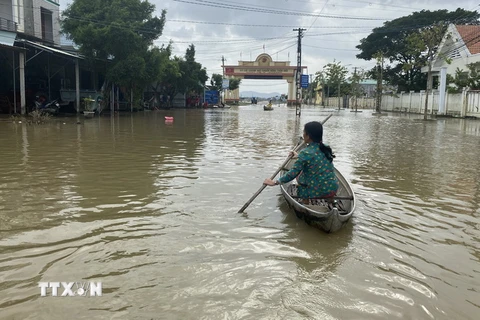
[{"x1": 0, "y1": 106, "x2": 479, "y2": 319}]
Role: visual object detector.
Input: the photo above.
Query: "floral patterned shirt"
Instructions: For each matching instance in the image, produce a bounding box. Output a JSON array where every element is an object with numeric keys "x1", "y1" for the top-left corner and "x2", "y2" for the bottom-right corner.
[{"x1": 278, "y1": 142, "x2": 339, "y2": 198}]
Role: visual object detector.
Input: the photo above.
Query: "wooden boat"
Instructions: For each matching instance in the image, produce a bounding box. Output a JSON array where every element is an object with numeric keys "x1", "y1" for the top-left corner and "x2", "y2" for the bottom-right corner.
[
  {"x1": 263, "y1": 104, "x2": 274, "y2": 111},
  {"x1": 279, "y1": 144, "x2": 355, "y2": 233}
]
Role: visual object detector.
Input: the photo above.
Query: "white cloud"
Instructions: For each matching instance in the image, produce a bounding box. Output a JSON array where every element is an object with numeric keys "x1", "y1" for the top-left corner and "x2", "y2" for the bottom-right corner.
[{"x1": 60, "y1": 0, "x2": 479, "y2": 94}]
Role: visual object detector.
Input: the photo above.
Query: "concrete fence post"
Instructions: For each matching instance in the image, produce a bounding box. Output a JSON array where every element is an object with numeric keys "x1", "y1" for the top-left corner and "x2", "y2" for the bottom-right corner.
[
  {"x1": 461, "y1": 89, "x2": 468, "y2": 118},
  {"x1": 444, "y1": 91, "x2": 449, "y2": 114},
  {"x1": 431, "y1": 90, "x2": 435, "y2": 114},
  {"x1": 400, "y1": 91, "x2": 405, "y2": 111},
  {"x1": 421, "y1": 90, "x2": 427, "y2": 114},
  {"x1": 409, "y1": 91, "x2": 414, "y2": 113}
]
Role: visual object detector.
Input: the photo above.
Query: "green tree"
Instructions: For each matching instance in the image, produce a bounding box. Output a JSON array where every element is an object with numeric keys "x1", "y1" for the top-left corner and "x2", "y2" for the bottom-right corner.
[
  {"x1": 406, "y1": 23, "x2": 446, "y2": 119},
  {"x1": 210, "y1": 75, "x2": 240, "y2": 103},
  {"x1": 181, "y1": 44, "x2": 208, "y2": 99},
  {"x1": 160, "y1": 57, "x2": 182, "y2": 106},
  {"x1": 162, "y1": 45, "x2": 208, "y2": 105},
  {"x1": 228, "y1": 78, "x2": 241, "y2": 91},
  {"x1": 147, "y1": 44, "x2": 181, "y2": 107},
  {"x1": 210, "y1": 74, "x2": 223, "y2": 91},
  {"x1": 371, "y1": 51, "x2": 385, "y2": 113},
  {"x1": 448, "y1": 62, "x2": 480, "y2": 92},
  {"x1": 210, "y1": 73, "x2": 223, "y2": 103},
  {"x1": 323, "y1": 61, "x2": 348, "y2": 96},
  {"x1": 61, "y1": 0, "x2": 166, "y2": 60},
  {"x1": 349, "y1": 68, "x2": 364, "y2": 111},
  {"x1": 161, "y1": 56, "x2": 185, "y2": 104},
  {"x1": 356, "y1": 9, "x2": 479, "y2": 92},
  {"x1": 323, "y1": 61, "x2": 348, "y2": 109},
  {"x1": 61, "y1": 0, "x2": 166, "y2": 108}
]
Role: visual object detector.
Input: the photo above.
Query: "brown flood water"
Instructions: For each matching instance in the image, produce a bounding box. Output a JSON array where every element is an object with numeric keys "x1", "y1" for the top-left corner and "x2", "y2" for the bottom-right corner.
[{"x1": 0, "y1": 106, "x2": 479, "y2": 320}]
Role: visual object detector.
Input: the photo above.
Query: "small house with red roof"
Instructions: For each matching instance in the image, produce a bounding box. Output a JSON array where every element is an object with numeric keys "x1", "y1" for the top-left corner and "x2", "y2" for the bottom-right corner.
[{"x1": 423, "y1": 24, "x2": 480, "y2": 76}]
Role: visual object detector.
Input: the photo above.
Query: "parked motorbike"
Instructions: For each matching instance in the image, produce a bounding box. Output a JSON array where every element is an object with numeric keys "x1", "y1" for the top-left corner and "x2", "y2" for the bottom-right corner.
[{"x1": 34, "y1": 95, "x2": 60, "y2": 115}]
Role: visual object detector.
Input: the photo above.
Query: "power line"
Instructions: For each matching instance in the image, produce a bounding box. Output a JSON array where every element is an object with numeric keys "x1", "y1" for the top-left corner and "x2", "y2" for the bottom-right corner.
[
  {"x1": 166, "y1": 19, "x2": 377, "y2": 29},
  {"x1": 159, "y1": 30, "x2": 298, "y2": 51},
  {"x1": 18, "y1": 1, "x2": 477, "y2": 71},
  {"x1": 357, "y1": 6, "x2": 480, "y2": 60},
  {"x1": 0, "y1": 0, "x2": 423, "y2": 16},
  {"x1": 58, "y1": 14, "x2": 480, "y2": 44},
  {"x1": 253, "y1": 0, "x2": 428, "y2": 12},
  {"x1": 303, "y1": 44, "x2": 359, "y2": 51},
  {"x1": 169, "y1": 37, "x2": 297, "y2": 62},
  {"x1": 192, "y1": 39, "x2": 294, "y2": 56},
  {"x1": 441, "y1": 28, "x2": 480, "y2": 57},
  {"x1": 303, "y1": 17, "x2": 480, "y2": 39},
  {"x1": 154, "y1": 35, "x2": 295, "y2": 44},
  {"x1": 57, "y1": 15, "x2": 166, "y2": 36},
  {"x1": 304, "y1": 31, "x2": 372, "y2": 37},
  {"x1": 323, "y1": 0, "x2": 429, "y2": 11},
  {"x1": 180, "y1": 39, "x2": 297, "y2": 60},
  {"x1": 304, "y1": 0, "x2": 330, "y2": 36},
  {"x1": 54, "y1": 8, "x2": 479, "y2": 46},
  {"x1": 428, "y1": 5, "x2": 480, "y2": 57},
  {"x1": 172, "y1": 0, "x2": 386, "y2": 20}
]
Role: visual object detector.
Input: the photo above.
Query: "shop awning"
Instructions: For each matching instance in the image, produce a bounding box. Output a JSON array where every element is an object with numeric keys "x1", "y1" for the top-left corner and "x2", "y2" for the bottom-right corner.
[
  {"x1": 0, "y1": 30, "x2": 16, "y2": 47},
  {"x1": 18, "y1": 39, "x2": 83, "y2": 59}
]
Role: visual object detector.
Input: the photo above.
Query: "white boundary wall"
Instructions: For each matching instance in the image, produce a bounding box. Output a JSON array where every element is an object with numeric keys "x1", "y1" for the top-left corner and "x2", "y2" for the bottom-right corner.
[{"x1": 381, "y1": 90, "x2": 480, "y2": 118}]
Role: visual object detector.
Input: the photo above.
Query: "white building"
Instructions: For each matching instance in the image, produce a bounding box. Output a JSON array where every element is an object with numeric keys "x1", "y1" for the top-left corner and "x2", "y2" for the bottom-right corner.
[
  {"x1": 418, "y1": 24, "x2": 480, "y2": 115},
  {"x1": 0, "y1": 0, "x2": 61, "y2": 46},
  {"x1": 423, "y1": 23, "x2": 480, "y2": 77}
]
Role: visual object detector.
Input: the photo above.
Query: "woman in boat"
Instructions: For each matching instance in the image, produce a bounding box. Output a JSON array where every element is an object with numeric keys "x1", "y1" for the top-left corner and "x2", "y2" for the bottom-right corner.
[{"x1": 263, "y1": 121, "x2": 339, "y2": 200}]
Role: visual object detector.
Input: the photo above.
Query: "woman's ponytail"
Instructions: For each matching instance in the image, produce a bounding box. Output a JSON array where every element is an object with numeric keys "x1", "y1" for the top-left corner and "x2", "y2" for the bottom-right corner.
[{"x1": 319, "y1": 143, "x2": 335, "y2": 162}]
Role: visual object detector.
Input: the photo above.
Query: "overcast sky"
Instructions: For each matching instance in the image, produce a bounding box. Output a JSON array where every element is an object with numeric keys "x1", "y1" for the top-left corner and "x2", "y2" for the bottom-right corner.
[{"x1": 61, "y1": 0, "x2": 479, "y2": 94}]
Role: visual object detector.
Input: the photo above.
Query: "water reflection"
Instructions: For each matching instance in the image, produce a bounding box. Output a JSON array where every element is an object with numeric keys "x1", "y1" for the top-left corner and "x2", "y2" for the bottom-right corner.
[
  {"x1": 0, "y1": 108, "x2": 479, "y2": 319},
  {"x1": 278, "y1": 200, "x2": 354, "y2": 274}
]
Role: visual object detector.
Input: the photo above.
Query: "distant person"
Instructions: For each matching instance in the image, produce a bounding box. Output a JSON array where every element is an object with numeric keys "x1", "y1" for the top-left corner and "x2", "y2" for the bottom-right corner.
[{"x1": 263, "y1": 121, "x2": 339, "y2": 202}]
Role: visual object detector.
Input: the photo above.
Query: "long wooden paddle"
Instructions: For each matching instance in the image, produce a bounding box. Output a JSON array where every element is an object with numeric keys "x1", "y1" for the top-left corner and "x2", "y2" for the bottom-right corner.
[{"x1": 238, "y1": 114, "x2": 333, "y2": 213}]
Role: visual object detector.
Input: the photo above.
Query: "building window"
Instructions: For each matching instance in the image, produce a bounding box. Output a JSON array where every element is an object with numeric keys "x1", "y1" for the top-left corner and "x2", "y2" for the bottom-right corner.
[
  {"x1": 41, "y1": 8, "x2": 53, "y2": 43},
  {"x1": 449, "y1": 48, "x2": 461, "y2": 59}
]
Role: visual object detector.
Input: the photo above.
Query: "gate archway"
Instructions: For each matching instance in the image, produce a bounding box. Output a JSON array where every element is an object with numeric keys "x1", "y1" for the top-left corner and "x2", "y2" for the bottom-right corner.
[{"x1": 223, "y1": 53, "x2": 307, "y2": 105}]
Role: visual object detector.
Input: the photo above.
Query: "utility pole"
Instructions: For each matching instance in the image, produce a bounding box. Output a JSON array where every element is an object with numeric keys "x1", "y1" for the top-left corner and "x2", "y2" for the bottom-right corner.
[
  {"x1": 221, "y1": 55, "x2": 226, "y2": 104},
  {"x1": 309, "y1": 74, "x2": 314, "y2": 105},
  {"x1": 222, "y1": 56, "x2": 225, "y2": 75},
  {"x1": 338, "y1": 81, "x2": 341, "y2": 110},
  {"x1": 353, "y1": 67, "x2": 358, "y2": 112},
  {"x1": 321, "y1": 75, "x2": 325, "y2": 107},
  {"x1": 293, "y1": 28, "x2": 306, "y2": 117},
  {"x1": 375, "y1": 53, "x2": 383, "y2": 113}
]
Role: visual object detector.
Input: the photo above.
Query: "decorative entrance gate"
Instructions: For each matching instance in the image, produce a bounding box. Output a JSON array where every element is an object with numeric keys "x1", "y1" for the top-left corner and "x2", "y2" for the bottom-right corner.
[{"x1": 223, "y1": 53, "x2": 307, "y2": 105}]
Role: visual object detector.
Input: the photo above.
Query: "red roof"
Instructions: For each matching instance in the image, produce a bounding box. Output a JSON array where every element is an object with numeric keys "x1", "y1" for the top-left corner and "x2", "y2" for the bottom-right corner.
[{"x1": 455, "y1": 25, "x2": 480, "y2": 55}]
